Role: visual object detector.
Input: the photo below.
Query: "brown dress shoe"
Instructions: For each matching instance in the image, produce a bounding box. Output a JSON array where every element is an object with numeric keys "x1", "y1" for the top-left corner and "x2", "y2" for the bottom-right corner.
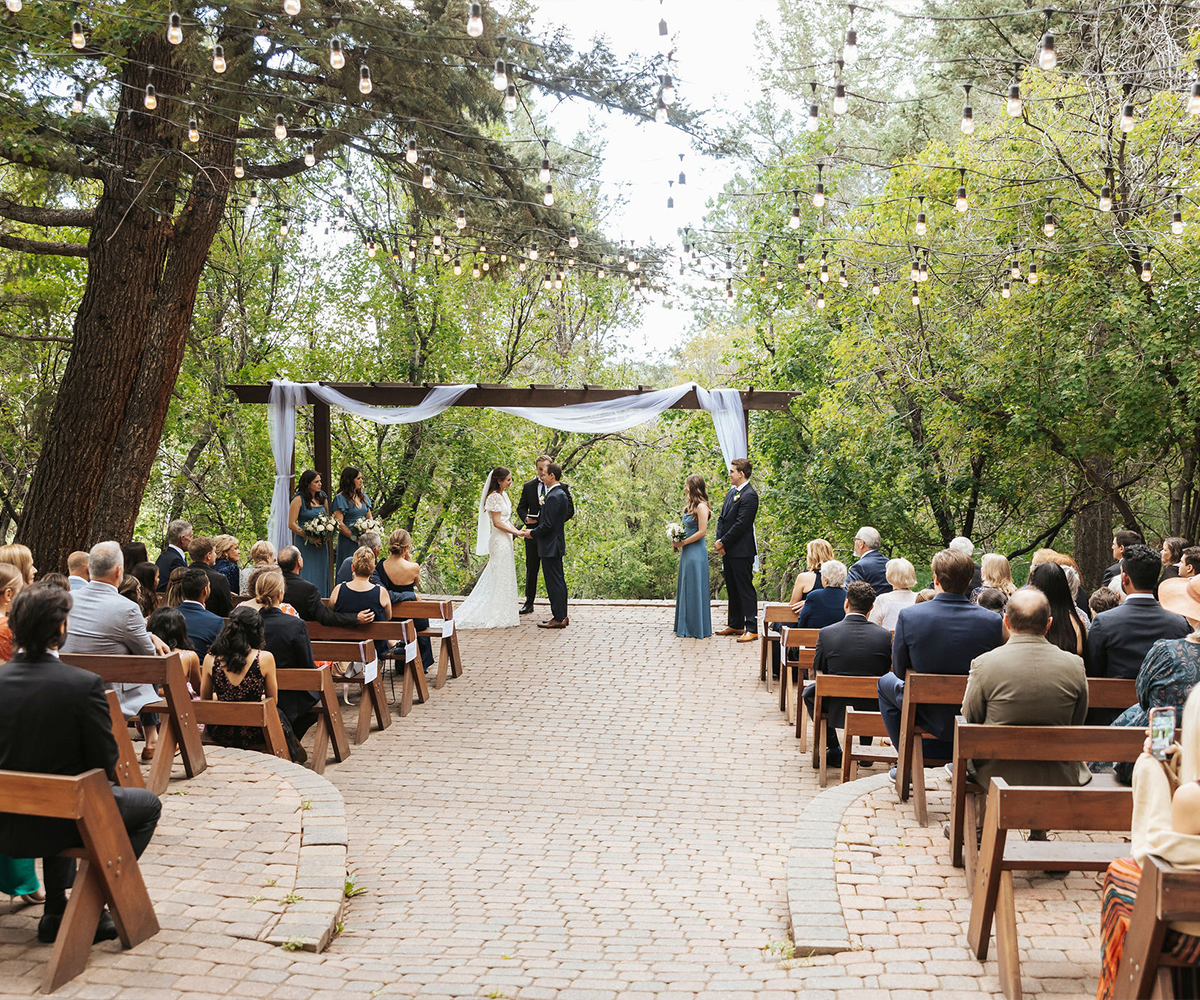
[
  {"x1": 538, "y1": 618, "x2": 569, "y2": 629},
  {"x1": 715, "y1": 626, "x2": 745, "y2": 636},
  {"x1": 736, "y1": 632, "x2": 759, "y2": 643}
]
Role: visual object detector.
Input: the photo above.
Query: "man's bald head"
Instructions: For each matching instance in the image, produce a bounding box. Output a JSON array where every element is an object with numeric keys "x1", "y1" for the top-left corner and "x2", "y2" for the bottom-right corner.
[{"x1": 1004, "y1": 588, "x2": 1051, "y2": 635}]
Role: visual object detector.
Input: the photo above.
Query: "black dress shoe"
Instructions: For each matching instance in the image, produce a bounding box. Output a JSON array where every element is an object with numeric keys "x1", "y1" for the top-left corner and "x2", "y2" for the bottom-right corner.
[
  {"x1": 518, "y1": 604, "x2": 535, "y2": 615},
  {"x1": 37, "y1": 910, "x2": 118, "y2": 945}
]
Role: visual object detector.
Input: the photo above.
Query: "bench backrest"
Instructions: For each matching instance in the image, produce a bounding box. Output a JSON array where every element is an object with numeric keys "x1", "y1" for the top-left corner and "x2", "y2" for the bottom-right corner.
[
  {"x1": 306, "y1": 620, "x2": 417, "y2": 643},
  {"x1": 813, "y1": 674, "x2": 883, "y2": 700},
  {"x1": 309, "y1": 640, "x2": 371, "y2": 662},
  {"x1": 1087, "y1": 676, "x2": 1138, "y2": 710},
  {"x1": 954, "y1": 720, "x2": 1150, "y2": 764},
  {"x1": 989, "y1": 776, "x2": 1132, "y2": 832},
  {"x1": 905, "y1": 671, "x2": 969, "y2": 705},
  {"x1": 780, "y1": 627, "x2": 821, "y2": 648},
  {"x1": 762, "y1": 603, "x2": 796, "y2": 625},
  {"x1": 60, "y1": 650, "x2": 184, "y2": 686},
  {"x1": 393, "y1": 599, "x2": 453, "y2": 620},
  {"x1": 0, "y1": 767, "x2": 110, "y2": 820}
]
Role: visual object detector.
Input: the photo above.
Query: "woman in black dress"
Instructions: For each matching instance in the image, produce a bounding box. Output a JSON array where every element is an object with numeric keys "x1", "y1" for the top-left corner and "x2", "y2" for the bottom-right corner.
[{"x1": 332, "y1": 547, "x2": 391, "y2": 660}]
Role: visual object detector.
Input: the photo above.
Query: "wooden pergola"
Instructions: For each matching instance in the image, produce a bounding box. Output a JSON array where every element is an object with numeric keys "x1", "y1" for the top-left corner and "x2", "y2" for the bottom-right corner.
[{"x1": 227, "y1": 381, "x2": 799, "y2": 492}]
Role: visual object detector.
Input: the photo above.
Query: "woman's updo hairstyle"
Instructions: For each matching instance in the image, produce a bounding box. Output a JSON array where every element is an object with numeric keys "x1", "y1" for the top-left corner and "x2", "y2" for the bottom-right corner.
[
  {"x1": 351, "y1": 546, "x2": 377, "y2": 577},
  {"x1": 388, "y1": 528, "x2": 413, "y2": 556}
]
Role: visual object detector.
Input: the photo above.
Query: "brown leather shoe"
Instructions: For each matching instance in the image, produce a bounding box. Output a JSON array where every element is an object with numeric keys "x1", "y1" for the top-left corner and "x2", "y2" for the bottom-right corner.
[
  {"x1": 736, "y1": 632, "x2": 759, "y2": 643},
  {"x1": 538, "y1": 618, "x2": 569, "y2": 629},
  {"x1": 715, "y1": 626, "x2": 745, "y2": 636}
]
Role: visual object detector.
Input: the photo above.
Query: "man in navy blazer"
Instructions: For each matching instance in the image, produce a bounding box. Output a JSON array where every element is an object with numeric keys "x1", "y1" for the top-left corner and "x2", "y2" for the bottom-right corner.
[
  {"x1": 846, "y1": 527, "x2": 892, "y2": 595},
  {"x1": 522, "y1": 462, "x2": 572, "y2": 628},
  {"x1": 154, "y1": 519, "x2": 192, "y2": 591},
  {"x1": 177, "y1": 568, "x2": 223, "y2": 664},
  {"x1": 877, "y1": 548, "x2": 1004, "y2": 758}
]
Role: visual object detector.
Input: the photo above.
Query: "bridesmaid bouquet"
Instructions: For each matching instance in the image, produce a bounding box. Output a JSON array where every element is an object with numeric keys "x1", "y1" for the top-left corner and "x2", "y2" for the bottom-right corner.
[
  {"x1": 351, "y1": 516, "x2": 385, "y2": 539},
  {"x1": 305, "y1": 513, "x2": 339, "y2": 541},
  {"x1": 666, "y1": 522, "x2": 686, "y2": 543}
]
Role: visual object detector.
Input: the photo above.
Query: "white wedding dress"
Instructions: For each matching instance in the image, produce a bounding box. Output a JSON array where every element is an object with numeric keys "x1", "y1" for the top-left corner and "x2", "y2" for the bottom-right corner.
[{"x1": 456, "y1": 490, "x2": 520, "y2": 629}]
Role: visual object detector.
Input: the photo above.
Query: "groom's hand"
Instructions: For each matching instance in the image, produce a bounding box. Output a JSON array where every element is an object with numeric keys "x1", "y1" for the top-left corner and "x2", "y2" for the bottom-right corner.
[{"x1": 714, "y1": 539, "x2": 725, "y2": 555}]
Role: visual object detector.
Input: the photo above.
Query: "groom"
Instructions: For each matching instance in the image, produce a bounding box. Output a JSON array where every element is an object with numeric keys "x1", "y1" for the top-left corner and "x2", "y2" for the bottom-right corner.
[
  {"x1": 520, "y1": 462, "x2": 570, "y2": 629},
  {"x1": 714, "y1": 458, "x2": 760, "y2": 643}
]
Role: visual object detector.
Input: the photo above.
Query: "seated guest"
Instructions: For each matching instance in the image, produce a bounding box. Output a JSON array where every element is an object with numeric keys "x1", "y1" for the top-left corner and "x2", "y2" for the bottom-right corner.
[
  {"x1": 0, "y1": 564, "x2": 22, "y2": 662},
  {"x1": 0, "y1": 542, "x2": 36, "y2": 584},
  {"x1": 38, "y1": 573, "x2": 71, "y2": 593},
  {"x1": 130, "y1": 561, "x2": 159, "y2": 612},
  {"x1": 67, "y1": 550, "x2": 90, "y2": 590},
  {"x1": 1097, "y1": 685, "x2": 1200, "y2": 1000},
  {"x1": 336, "y1": 531, "x2": 382, "y2": 585},
  {"x1": 950, "y1": 536, "x2": 983, "y2": 592},
  {"x1": 147, "y1": 605, "x2": 201, "y2": 693},
  {"x1": 121, "y1": 542, "x2": 149, "y2": 572},
  {"x1": 846, "y1": 527, "x2": 892, "y2": 595},
  {"x1": 802, "y1": 581, "x2": 892, "y2": 765},
  {"x1": 1104, "y1": 529, "x2": 1144, "y2": 586},
  {"x1": 177, "y1": 567, "x2": 223, "y2": 665},
  {"x1": 375, "y1": 530, "x2": 434, "y2": 673},
  {"x1": 914, "y1": 588, "x2": 935, "y2": 604},
  {"x1": 187, "y1": 536, "x2": 234, "y2": 617},
  {"x1": 1091, "y1": 586, "x2": 1121, "y2": 617},
  {"x1": 200, "y1": 605, "x2": 303, "y2": 763},
  {"x1": 962, "y1": 588, "x2": 1090, "y2": 789},
  {"x1": 1028, "y1": 562, "x2": 1088, "y2": 660},
  {"x1": 212, "y1": 535, "x2": 242, "y2": 596},
  {"x1": 869, "y1": 558, "x2": 918, "y2": 631},
  {"x1": 1181, "y1": 546, "x2": 1200, "y2": 580},
  {"x1": 61, "y1": 542, "x2": 169, "y2": 761},
  {"x1": 973, "y1": 587, "x2": 1009, "y2": 614},
  {"x1": 154, "y1": 519, "x2": 192, "y2": 591},
  {"x1": 162, "y1": 566, "x2": 187, "y2": 608},
  {"x1": 252, "y1": 569, "x2": 322, "y2": 741},
  {"x1": 0, "y1": 585, "x2": 161, "y2": 944},
  {"x1": 1087, "y1": 543, "x2": 1191, "y2": 683},
  {"x1": 980, "y1": 553, "x2": 1017, "y2": 597},
  {"x1": 790, "y1": 539, "x2": 834, "y2": 607},
  {"x1": 797, "y1": 559, "x2": 848, "y2": 629},
  {"x1": 118, "y1": 574, "x2": 155, "y2": 619},
  {"x1": 1161, "y1": 536, "x2": 1190, "y2": 589},
  {"x1": 878, "y1": 548, "x2": 1004, "y2": 763},
  {"x1": 279, "y1": 545, "x2": 373, "y2": 628},
  {"x1": 332, "y1": 547, "x2": 392, "y2": 661},
  {"x1": 241, "y1": 540, "x2": 276, "y2": 595}
]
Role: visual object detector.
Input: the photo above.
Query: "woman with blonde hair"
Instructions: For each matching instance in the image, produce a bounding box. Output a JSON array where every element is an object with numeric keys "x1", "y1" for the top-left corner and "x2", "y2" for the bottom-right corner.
[
  {"x1": 869, "y1": 558, "x2": 919, "y2": 630},
  {"x1": 673, "y1": 474, "x2": 712, "y2": 639},
  {"x1": 0, "y1": 543, "x2": 35, "y2": 585},
  {"x1": 376, "y1": 528, "x2": 434, "y2": 673},
  {"x1": 790, "y1": 539, "x2": 834, "y2": 609},
  {"x1": 240, "y1": 540, "x2": 276, "y2": 595},
  {"x1": 980, "y1": 553, "x2": 1018, "y2": 597},
  {"x1": 0, "y1": 564, "x2": 23, "y2": 664},
  {"x1": 212, "y1": 535, "x2": 241, "y2": 595},
  {"x1": 162, "y1": 566, "x2": 187, "y2": 608}
]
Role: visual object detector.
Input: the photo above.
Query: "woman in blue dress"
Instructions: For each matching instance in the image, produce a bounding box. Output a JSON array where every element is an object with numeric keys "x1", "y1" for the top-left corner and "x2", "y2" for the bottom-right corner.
[
  {"x1": 288, "y1": 469, "x2": 331, "y2": 597},
  {"x1": 332, "y1": 467, "x2": 373, "y2": 568},
  {"x1": 673, "y1": 474, "x2": 713, "y2": 639}
]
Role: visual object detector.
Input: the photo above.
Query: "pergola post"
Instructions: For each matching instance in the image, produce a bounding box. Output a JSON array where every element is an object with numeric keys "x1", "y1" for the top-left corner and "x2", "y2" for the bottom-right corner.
[{"x1": 314, "y1": 400, "x2": 332, "y2": 499}]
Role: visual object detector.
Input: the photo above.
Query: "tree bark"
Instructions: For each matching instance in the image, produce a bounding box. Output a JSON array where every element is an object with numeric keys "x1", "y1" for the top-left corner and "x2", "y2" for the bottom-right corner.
[{"x1": 1074, "y1": 492, "x2": 1114, "y2": 591}]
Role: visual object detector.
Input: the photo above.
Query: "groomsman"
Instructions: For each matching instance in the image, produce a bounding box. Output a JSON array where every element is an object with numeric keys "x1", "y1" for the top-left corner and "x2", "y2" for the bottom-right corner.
[
  {"x1": 516, "y1": 455, "x2": 574, "y2": 615},
  {"x1": 714, "y1": 458, "x2": 760, "y2": 643}
]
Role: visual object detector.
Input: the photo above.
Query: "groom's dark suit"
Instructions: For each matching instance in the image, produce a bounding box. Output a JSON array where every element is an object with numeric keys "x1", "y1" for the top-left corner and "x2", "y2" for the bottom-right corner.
[
  {"x1": 530, "y1": 483, "x2": 570, "y2": 622},
  {"x1": 716, "y1": 481, "x2": 759, "y2": 632},
  {"x1": 516, "y1": 478, "x2": 574, "y2": 609}
]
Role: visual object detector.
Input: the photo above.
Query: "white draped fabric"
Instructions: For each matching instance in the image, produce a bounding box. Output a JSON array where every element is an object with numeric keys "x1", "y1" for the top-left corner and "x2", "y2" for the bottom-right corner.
[{"x1": 266, "y1": 379, "x2": 748, "y2": 552}]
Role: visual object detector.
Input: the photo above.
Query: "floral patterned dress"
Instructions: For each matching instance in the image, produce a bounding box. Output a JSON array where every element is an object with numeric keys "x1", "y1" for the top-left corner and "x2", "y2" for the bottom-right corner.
[{"x1": 207, "y1": 654, "x2": 266, "y2": 749}]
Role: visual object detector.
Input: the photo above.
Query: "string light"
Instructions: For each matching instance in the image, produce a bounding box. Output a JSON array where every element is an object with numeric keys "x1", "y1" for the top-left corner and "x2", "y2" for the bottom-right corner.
[
  {"x1": 555, "y1": 268, "x2": 564, "y2": 289},
  {"x1": 504, "y1": 84, "x2": 517, "y2": 111},
  {"x1": 955, "y1": 168, "x2": 968, "y2": 212},
  {"x1": 871, "y1": 270, "x2": 881, "y2": 295},
  {"x1": 188, "y1": 118, "x2": 199, "y2": 142},
  {"x1": 661, "y1": 73, "x2": 675, "y2": 105},
  {"x1": 918, "y1": 253, "x2": 928, "y2": 282},
  {"x1": 273, "y1": 114, "x2": 287, "y2": 140},
  {"x1": 422, "y1": 164, "x2": 433, "y2": 188},
  {"x1": 249, "y1": 188, "x2": 259, "y2": 208},
  {"x1": 359, "y1": 64, "x2": 372, "y2": 95},
  {"x1": 70, "y1": 90, "x2": 83, "y2": 114},
  {"x1": 473, "y1": 262, "x2": 482, "y2": 278},
  {"x1": 1099, "y1": 167, "x2": 1113, "y2": 211},
  {"x1": 1173, "y1": 195, "x2": 1184, "y2": 235},
  {"x1": 304, "y1": 144, "x2": 315, "y2": 167},
  {"x1": 405, "y1": 136, "x2": 419, "y2": 165},
  {"x1": 539, "y1": 152, "x2": 551, "y2": 183},
  {"x1": 816, "y1": 289, "x2": 826, "y2": 309},
  {"x1": 493, "y1": 58, "x2": 507, "y2": 91},
  {"x1": 234, "y1": 155, "x2": 244, "y2": 178},
  {"x1": 543, "y1": 182, "x2": 554, "y2": 206},
  {"x1": 143, "y1": 82, "x2": 157, "y2": 111},
  {"x1": 1001, "y1": 281, "x2": 1011, "y2": 298},
  {"x1": 1141, "y1": 252, "x2": 1152, "y2": 282},
  {"x1": 838, "y1": 263, "x2": 848, "y2": 287},
  {"x1": 280, "y1": 216, "x2": 290, "y2": 236},
  {"x1": 806, "y1": 82, "x2": 819, "y2": 133},
  {"x1": 1120, "y1": 83, "x2": 1134, "y2": 133},
  {"x1": 915, "y1": 195, "x2": 927, "y2": 236},
  {"x1": 568, "y1": 225, "x2": 578, "y2": 249},
  {"x1": 543, "y1": 272, "x2": 553, "y2": 290},
  {"x1": 466, "y1": 2, "x2": 483, "y2": 38},
  {"x1": 843, "y1": 22, "x2": 858, "y2": 67},
  {"x1": 529, "y1": 243, "x2": 538, "y2": 261},
  {"x1": 813, "y1": 163, "x2": 825, "y2": 208},
  {"x1": 833, "y1": 82, "x2": 848, "y2": 116},
  {"x1": 167, "y1": 12, "x2": 182, "y2": 45},
  {"x1": 1010, "y1": 250, "x2": 1020, "y2": 280},
  {"x1": 1006, "y1": 66, "x2": 1022, "y2": 117},
  {"x1": 1028, "y1": 258, "x2": 1038, "y2": 284},
  {"x1": 1043, "y1": 198, "x2": 1055, "y2": 237},
  {"x1": 433, "y1": 229, "x2": 443, "y2": 248},
  {"x1": 329, "y1": 38, "x2": 345, "y2": 70},
  {"x1": 819, "y1": 257, "x2": 830, "y2": 283},
  {"x1": 678, "y1": 153, "x2": 686, "y2": 185},
  {"x1": 454, "y1": 257, "x2": 462, "y2": 274},
  {"x1": 367, "y1": 238, "x2": 377, "y2": 258},
  {"x1": 655, "y1": 96, "x2": 669, "y2": 124},
  {"x1": 960, "y1": 84, "x2": 974, "y2": 134},
  {"x1": 455, "y1": 207, "x2": 466, "y2": 229},
  {"x1": 910, "y1": 255, "x2": 920, "y2": 282},
  {"x1": 1038, "y1": 30, "x2": 1056, "y2": 70},
  {"x1": 212, "y1": 44, "x2": 226, "y2": 73},
  {"x1": 71, "y1": 19, "x2": 86, "y2": 49},
  {"x1": 5, "y1": 0, "x2": 22, "y2": 11},
  {"x1": 284, "y1": 0, "x2": 301, "y2": 15},
  {"x1": 911, "y1": 283, "x2": 920, "y2": 306}
]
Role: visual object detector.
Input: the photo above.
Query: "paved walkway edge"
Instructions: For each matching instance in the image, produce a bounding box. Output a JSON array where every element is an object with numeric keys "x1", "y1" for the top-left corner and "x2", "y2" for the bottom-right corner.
[
  {"x1": 786, "y1": 769, "x2": 894, "y2": 954},
  {"x1": 206, "y1": 747, "x2": 347, "y2": 953}
]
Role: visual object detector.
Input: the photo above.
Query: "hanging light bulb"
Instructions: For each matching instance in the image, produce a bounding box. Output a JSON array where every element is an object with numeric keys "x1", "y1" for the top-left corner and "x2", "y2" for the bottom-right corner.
[
  {"x1": 422, "y1": 164, "x2": 433, "y2": 189},
  {"x1": 234, "y1": 155, "x2": 244, "y2": 179},
  {"x1": 806, "y1": 82, "x2": 820, "y2": 132},
  {"x1": 1001, "y1": 281, "x2": 1011, "y2": 298},
  {"x1": 274, "y1": 114, "x2": 287, "y2": 140},
  {"x1": 1189, "y1": 67, "x2": 1200, "y2": 115},
  {"x1": 466, "y1": 2, "x2": 483, "y2": 37},
  {"x1": 482, "y1": 258, "x2": 491, "y2": 272},
  {"x1": 367, "y1": 238, "x2": 378, "y2": 258},
  {"x1": 249, "y1": 188, "x2": 259, "y2": 208},
  {"x1": 167, "y1": 12, "x2": 182, "y2": 45},
  {"x1": 1006, "y1": 80, "x2": 1022, "y2": 117},
  {"x1": 212, "y1": 44, "x2": 227, "y2": 73},
  {"x1": 820, "y1": 259, "x2": 830, "y2": 283},
  {"x1": 911, "y1": 283, "x2": 920, "y2": 306},
  {"x1": 871, "y1": 270, "x2": 881, "y2": 295},
  {"x1": 955, "y1": 171, "x2": 968, "y2": 213},
  {"x1": 285, "y1": 0, "x2": 301, "y2": 13},
  {"x1": 188, "y1": 119, "x2": 199, "y2": 143},
  {"x1": 359, "y1": 64, "x2": 372, "y2": 95},
  {"x1": 542, "y1": 272, "x2": 553, "y2": 290},
  {"x1": 804, "y1": 279, "x2": 812, "y2": 297},
  {"x1": 838, "y1": 264, "x2": 848, "y2": 288},
  {"x1": 816, "y1": 290, "x2": 826, "y2": 309},
  {"x1": 843, "y1": 26, "x2": 858, "y2": 67},
  {"x1": 493, "y1": 57, "x2": 507, "y2": 91},
  {"x1": 329, "y1": 38, "x2": 345, "y2": 70},
  {"x1": 280, "y1": 217, "x2": 290, "y2": 236},
  {"x1": 910, "y1": 256, "x2": 920, "y2": 282},
  {"x1": 456, "y1": 207, "x2": 466, "y2": 229},
  {"x1": 790, "y1": 204, "x2": 801, "y2": 229},
  {"x1": 454, "y1": 257, "x2": 462, "y2": 274},
  {"x1": 473, "y1": 262, "x2": 482, "y2": 278},
  {"x1": 529, "y1": 243, "x2": 538, "y2": 261},
  {"x1": 1044, "y1": 202, "x2": 1056, "y2": 237},
  {"x1": 71, "y1": 19, "x2": 86, "y2": 49},
  {"x1": 813, "y1": 164, "x2": 826, "y2": 208},
  {"x1": 1011, "y1": 252, "x2": 1021, "y2": 280},
  {"x1": 1099, "y1": 168, "x2": 1113, "y2": 212},
  {"x1": 1141, "y1": 254, "x2": 1152, "y2": 282},
  {"x1": 555, "y1": 268, "x2": 564, "y2": 289},
  {"x1": 918, "y1": 256, "x2": 928, "y2": 282},
  {"x1": 1120, "y1": 101, "x2": 1134, "y2": 133},
  {"x1": 70, "y1": 90, "x2": 84, "y2": 114},
  {"x1": 655, "y1": 97, "x2": 669, "y2": 124},
  {"x1": 915, "y1": 196, "x2": 927, "y2": 236},
  {"x1": 961, "y1": 84, "x2": 974, "y2": 134},
  {"x1": 304, "y1": 144, "x2": 315, "y2": 167},
  {"x1": 143, "y1": 83, "x2": 157, "y2": 111},
  {"x1": 1028, "y1": 259, "x2": 1039, "y2": 284},
  {"x1": 432, "y1": 229, "x2": 443, "y2": 248},
  {"x1": 400, "y1": 139, "x2": 416, "y2": 166},
  {"x1": 833, "y1": 82, "x2": 848, "y2": 116},
  {"x1": 568, "y1": 226, "x2": 578, "y2": 249},
  {"x1": 1173, "y1": 195, "x2": 1184, "y2": 235},
  {"x1": 504, "y1": 83, "x2": 517, "y2": 111},
  {"x1": 539, "y1": 156, "x2": 551, "y2": 183},
  {"x1": 543, "y1": 183, "x2": 554, "y2": 206},
  {"x1": 678, "y1": 153, "x2": 686, "y2": 185},
  {"x1": 661, "y1": 73, "x2": 676, "y2": 105},
  {"x1": 5, "y1": 0, "x2": 22, "y2": 11},
  {"x1": 1039, "y1": 31, "x2": 1056, "y2": 70}
]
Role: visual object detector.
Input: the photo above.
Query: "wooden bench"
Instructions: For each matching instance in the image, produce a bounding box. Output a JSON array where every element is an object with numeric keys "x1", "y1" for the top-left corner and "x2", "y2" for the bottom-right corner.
[
  {"x1": 809, "y1": 674, "x2": 887, "y2": 786},
  {"x1": 949, "y1": 719, "x2": 1147, "y2": 879},
  {"x1": 0, "y1": 768, "x2": 159, "y2": 993},
  {"x1": 104, "y1": 690, "x2": 145, "y2": 790},
  {"x1": 758, "y1": 603, "x2": 796, "y2": 693},
  {"x1": 840, "y1": 708, "x2": 895, "y2": 783},
  {"x1": 1088, "y1": 676, "x2": 1139, "y2": 714},
  {"x1": 895, "y1": 672, "x2": 969, "y2": 825},
  {"x1": 194, "y1": 696, "x2": 290, "y2": 759},
  {"x1": 778, "y1": 626, "x2": 820, "y2": 734},
  {"x1": 1115, "y1": 853, "x2": 1200, "y2": 999},
  {"x1": 60, "y1": 652, "x2": 206, "y2": 795},
  {"x1": 395, "y1": 599, "x2": 464, "y2": 689},
  {"x1": 286, "y1": 641, "x2": 368, "y2": 772},
  {"x1": 967, "y1": 777, "x2": 1133, "y2": 1000}
]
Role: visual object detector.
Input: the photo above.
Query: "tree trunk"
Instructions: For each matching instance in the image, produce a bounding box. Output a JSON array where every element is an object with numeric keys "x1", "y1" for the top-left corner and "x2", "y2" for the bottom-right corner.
[
  {"x1": 16, "y1": 42, "x2": 181, "y2": 571},
  {"x1": 1074, "y1": 494, "x2": 1113, "y2": 591}
]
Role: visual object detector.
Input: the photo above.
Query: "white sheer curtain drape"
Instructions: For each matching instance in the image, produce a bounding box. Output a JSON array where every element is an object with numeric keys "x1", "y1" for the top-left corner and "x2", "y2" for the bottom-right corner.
[{"x1": 493, "y1": 383, "x2": 695, "y2": 433}]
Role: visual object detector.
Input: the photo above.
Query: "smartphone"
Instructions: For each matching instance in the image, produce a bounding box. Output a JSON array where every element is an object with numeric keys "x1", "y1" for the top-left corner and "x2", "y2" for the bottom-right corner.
[{"x1": 1150, "y1": 706, "x2": 1177, "y2": 761}]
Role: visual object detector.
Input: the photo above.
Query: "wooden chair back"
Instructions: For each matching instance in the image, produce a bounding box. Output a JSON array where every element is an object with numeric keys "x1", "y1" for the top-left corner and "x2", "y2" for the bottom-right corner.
[
  {"x1": 758, "y1": 604, "x2": 795, "y2": 691},
  {"x1": 0, "y1": 768, "x2": 159, "y2": 992},
  {"x1": 895, "y1": 671, "x2": 968, "y2": 824},
  {"x1": 841, "y1": 709, "x2": 894, "y2": 784},
  {"x1": 60, "y1": 651, "x2": 206, "y2": 794},
  {"x1": 104, "y1": 690, "x2": 145, "y2": 789},
  {"x1": 1115, "y1": 854, "x2": 1200, "y2": 999},
  {"x1": 193, "y1": 696, "x2": 290, "y2": 759},
  {"x1": 810, "y1": 674, "x2": 884, "y2": 786},
  {"x1": 778, "y1": 627, "x2": 820, "y2": 728},
  {"x1": 393, "y1": 599, "x2": 464, "y2": 689}
]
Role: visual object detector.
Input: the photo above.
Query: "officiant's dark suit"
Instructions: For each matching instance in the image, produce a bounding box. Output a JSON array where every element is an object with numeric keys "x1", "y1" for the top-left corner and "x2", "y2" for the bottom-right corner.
[
  {"x1": 716, "y1": 480, "x2": 759, "y2": 633},
  {"x1": 517, "y1": 476, "x2": 574, "y2": 613},
  {"x1": 530, "y1": 482, "x2": 570, "y2": 625}
]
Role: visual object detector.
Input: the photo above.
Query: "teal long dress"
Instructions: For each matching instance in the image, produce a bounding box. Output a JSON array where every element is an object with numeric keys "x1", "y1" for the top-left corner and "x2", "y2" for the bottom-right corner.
[
  {"x1": 294, "y1": 496, "x2": 331, "y2": 598},
  {"x1": 332, "y1": 492, "x2": 372, "y2": 567},
  {"x1": 673, "y1": 512, "x2": 713, "y2": 638}
]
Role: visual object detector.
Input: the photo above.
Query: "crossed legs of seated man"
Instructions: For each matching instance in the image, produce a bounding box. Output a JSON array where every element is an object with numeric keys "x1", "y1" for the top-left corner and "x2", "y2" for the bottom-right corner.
[{"x1": 4, "y1": 785, "x2": 162, "y2": 944}]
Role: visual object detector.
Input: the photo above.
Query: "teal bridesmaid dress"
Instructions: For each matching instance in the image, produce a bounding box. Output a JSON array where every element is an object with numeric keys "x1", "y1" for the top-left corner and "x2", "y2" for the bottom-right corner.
[
  {"x1": 333, "y1": 492, "x2": 372, "y2": 567},
  {"x1": 294, "y1": 497, "x2": 331, "y2": 598},
  {"x1": 673, "y1": 512, "x2": 713, "y2": 638}
]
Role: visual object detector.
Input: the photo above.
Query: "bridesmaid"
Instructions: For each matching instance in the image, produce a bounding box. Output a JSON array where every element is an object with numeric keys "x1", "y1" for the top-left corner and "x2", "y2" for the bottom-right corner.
[
  {"x1": 332, "y1": 467, "x2": 372, "y2": 569},
  {"x1": 288, "y1": 469, "x2": 331, "y2": 597},
  {"x1": 673, "y1": 474, "x2": 713, "y2": 639}
]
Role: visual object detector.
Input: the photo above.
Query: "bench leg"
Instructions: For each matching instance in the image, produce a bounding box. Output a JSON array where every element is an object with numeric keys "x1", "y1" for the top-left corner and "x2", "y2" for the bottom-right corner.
[
  {"x1": 43, "y1": 859, "x2": 106, "y2": 994},
  {"x1": 818, "y1": 720, "x2": 829, "y2": 787},
  {"x1": 968, "y1": 784, "x2": 1006, "y2": 959},
  {"x1": 435, "y1": 640, "x2": 451, "y2": 690},
  {"x1": 996, "y1": 872, "x2": 1022, "y2": 1000},
  {"x1": 841, "y1": 738, "x2": 854, "y2": 785},
  {"x1": 370, "y1": 673, "x2": 392, "y2": 731},
  {"x1": 146, "y1": 721, "x2": 178, "y2": 796},
  {"x1": 413, "y1": 659, "x2": 429, "y2": 706},
  {"x1": 964, "y1": 792, "x2": 981, "y2": 891},
  {"x1": 912, "y1": 739, "x2": 929, "y2": 827},
  {"x1": 310, "y1": 717, "x2": 329, "y2": 774},
  {"x1": 354, "y1": 685, "x2": 372, "y2": 744}
]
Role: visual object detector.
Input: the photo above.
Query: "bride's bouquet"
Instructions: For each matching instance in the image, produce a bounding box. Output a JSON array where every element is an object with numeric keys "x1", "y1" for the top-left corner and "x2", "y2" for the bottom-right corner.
[
  {"x1": 666, "y1": 522, "x2": 687, "y2": 543},
  {"x1": 351, "y1": 516, "x2": 385, "y2": 540},
  {"x1": 305, "y1": 513, "x2": 340, "y2": 542}
]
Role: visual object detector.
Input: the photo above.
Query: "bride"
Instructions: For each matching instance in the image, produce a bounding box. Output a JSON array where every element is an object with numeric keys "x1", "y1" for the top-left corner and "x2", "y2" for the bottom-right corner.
[{"x1": 456, "y1": 466, "x2": 522, "y2": 629}]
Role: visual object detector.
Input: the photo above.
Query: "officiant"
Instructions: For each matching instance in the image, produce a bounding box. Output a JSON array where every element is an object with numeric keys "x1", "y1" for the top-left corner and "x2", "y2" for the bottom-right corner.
[{"x1": 516, "y1": 455, "x2": 575, "y2": 615}]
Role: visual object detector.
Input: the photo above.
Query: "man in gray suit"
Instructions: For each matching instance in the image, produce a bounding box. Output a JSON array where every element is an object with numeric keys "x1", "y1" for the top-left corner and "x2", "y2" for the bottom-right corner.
[
  {"x1": 961, "y1": 588, "x2": 1090, "y2": 789},
  {"x1": 61, "y1": 543, "x2": 168, "y2": 658}
]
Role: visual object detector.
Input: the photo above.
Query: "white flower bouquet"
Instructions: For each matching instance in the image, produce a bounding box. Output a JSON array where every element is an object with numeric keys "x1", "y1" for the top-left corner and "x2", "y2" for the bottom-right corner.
[
  {"x1": 666, "y1": 522, "x2": 687, "y2": 543},
  {"x1": 305, "y1": 513, "x2": 340, "y2": 542},
  {"x1": 351, "y1": 516, "x2": 385, "y2": 539}
]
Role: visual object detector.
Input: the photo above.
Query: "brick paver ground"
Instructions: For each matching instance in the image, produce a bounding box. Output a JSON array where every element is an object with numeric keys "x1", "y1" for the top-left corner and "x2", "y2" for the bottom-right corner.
[{"x1": 0, "y1": 603, "x2": 1109, "y2": 998}]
